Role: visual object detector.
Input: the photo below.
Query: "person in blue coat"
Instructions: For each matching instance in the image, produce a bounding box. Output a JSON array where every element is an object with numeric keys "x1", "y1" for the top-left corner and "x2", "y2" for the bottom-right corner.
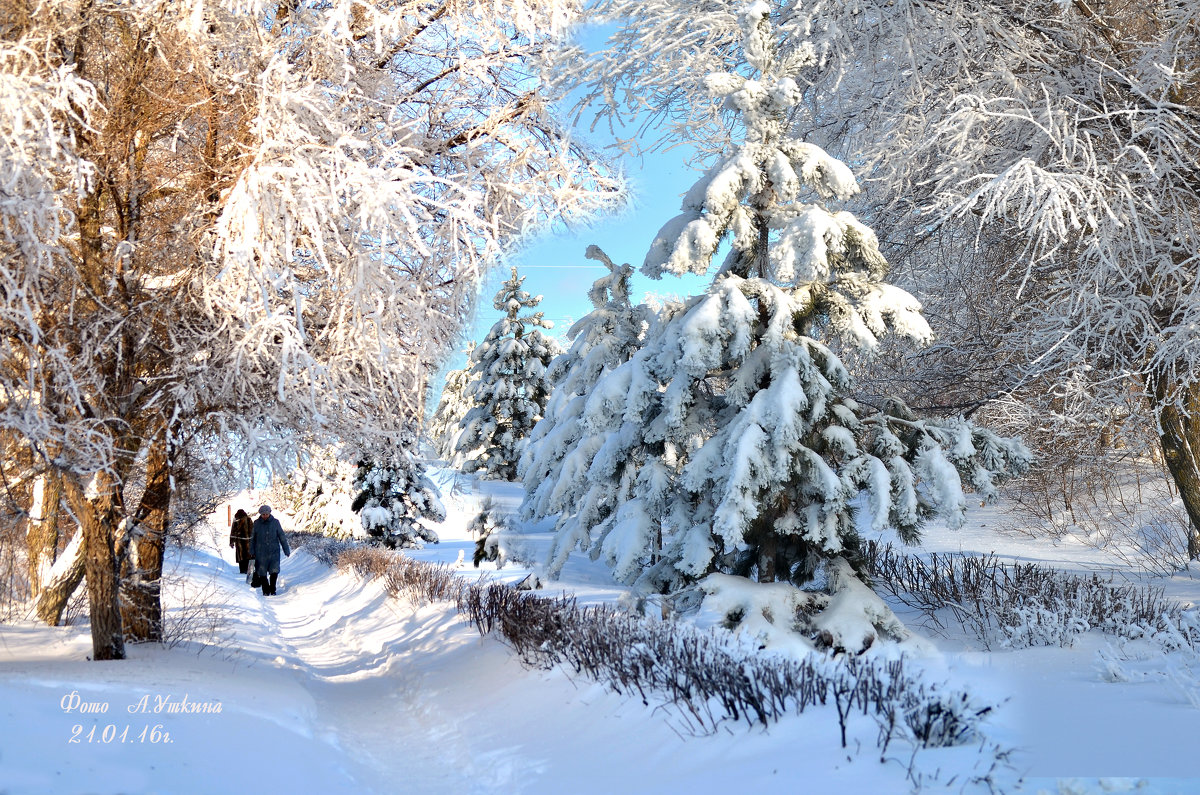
[{"x1": 251, "y1": 505, "x2": 291, "y2": 595}]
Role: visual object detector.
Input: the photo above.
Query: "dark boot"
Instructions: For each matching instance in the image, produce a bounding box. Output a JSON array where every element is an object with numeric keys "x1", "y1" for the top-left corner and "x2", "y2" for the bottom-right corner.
[
  {"x1": 239, "y1": 560, "x2": 248, "y2": 574},
  {"x1": 267, "y1": 573, "x2": 278, "y2": 596}
]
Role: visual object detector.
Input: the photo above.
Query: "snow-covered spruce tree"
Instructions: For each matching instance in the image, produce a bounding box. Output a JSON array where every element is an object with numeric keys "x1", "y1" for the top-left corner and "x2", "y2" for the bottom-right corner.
[
  {"x1": 455, "y1": 268, "x2": 560, "y2": 481},
  {"x1": 545, "y1": 5, "x2": 1029, "y2": 607},
  {"x1": 427, "y1": 343, "x2": 478, "y2": 464},
  {"x1": 351, "y1": 435, "x2": 444, "y2": 549},
  {"x1": 564, "y1": 0, "x2": 1200, "y2": 558},
  {"x1": 519, "y1": 246, "x2": 655, "y2": 569}
]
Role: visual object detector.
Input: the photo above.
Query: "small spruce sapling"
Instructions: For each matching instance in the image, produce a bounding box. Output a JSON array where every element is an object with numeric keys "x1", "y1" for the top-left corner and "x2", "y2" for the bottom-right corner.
[
  {"x1": 470, "y1": 497, "x2": 509, "y2": 568},
  {"x1": 351, "y1": 436, "x2": 445, "y2": 548}
]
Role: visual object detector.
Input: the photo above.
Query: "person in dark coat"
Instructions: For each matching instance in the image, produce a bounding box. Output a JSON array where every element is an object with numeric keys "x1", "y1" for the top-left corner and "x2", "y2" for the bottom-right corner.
[
  {"x1": 229, "y1": 509, "x2": 254, "y2": 574},
  {"x1": 251, "y1": 505, "x2": 291, "y2": 596}
]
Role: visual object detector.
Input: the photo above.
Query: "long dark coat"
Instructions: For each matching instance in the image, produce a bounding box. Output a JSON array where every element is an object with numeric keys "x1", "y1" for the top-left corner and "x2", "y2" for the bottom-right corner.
[
  {"x1": 251, "y1": 514, "x2": 291, "y2": 574},
  {"x1": 229, "y1": 515, "x2": 254, "y2": 564}
]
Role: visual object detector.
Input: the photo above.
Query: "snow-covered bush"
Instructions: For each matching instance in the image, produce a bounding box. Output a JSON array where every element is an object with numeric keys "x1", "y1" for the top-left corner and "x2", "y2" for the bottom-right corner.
[
  {"x1": 692, "y1": 564, "x2": 924, "y2": 655},
  {"x1": 1097, "y1": 609, "x2": 1200, "y2": 713},
  {"x1": 881, "y1": 683, "x2": 995, "y2": 750},
  {"x1": 539, "y1": 6, "x2": 1029, "y2": 618},
  {"x1": 351, "y1": 438, "x2": 444, "y2": 549},
  {"x1": 865, "y1": 543, "x2": 1197, "y2": 649},
  {"x1": 456, "y1": 268, "x2": 560, "y2": 481}
]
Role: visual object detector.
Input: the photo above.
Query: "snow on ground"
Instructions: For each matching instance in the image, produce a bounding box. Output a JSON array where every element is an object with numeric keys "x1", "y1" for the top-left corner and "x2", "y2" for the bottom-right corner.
[{"x1": 2, "y1": 469, "x2": 1200, "y2": 793}]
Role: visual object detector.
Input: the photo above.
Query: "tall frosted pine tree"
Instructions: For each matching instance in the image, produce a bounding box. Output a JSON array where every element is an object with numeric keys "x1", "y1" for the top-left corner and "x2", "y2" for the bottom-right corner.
[
  {"x1": 542, "y1": 2, "x2": 1030, "y2": 598},
  {"x1": 456, "y1": 268, "x2": 559, "y2": 480}
]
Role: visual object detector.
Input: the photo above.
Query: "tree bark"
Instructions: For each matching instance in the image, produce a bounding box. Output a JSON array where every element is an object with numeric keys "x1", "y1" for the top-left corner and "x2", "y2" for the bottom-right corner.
[
  {"x1": 121, "y1": 434, "x2": 171, "y2": 642},
  {"x1": 1150, "y1": 371, "x2": 1200, "y2": 560},
  {"x1": 64, "y1": 473, "x2": 126, "y2": 660},
  {"x1": 33, "y1": 528, "x2": 85, "y2": 626},
  {"x1": 25, "y1": 470, "x2": 62, "y2": 600}
]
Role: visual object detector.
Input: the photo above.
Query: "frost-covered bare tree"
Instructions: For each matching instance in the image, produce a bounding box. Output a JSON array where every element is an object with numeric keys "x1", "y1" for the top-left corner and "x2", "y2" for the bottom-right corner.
[
  {"x1": 0, "y1": 0, "x2": 619, "y2": 659},
  {"x1": 558, "y1": 0, "x2": 1200, "y2": 558}
]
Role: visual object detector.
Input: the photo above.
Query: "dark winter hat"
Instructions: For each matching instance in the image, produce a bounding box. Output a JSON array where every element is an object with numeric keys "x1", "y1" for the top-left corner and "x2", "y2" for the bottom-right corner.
[{"x1": 258, "y1": 505, "x2": 271, "y2": 515}]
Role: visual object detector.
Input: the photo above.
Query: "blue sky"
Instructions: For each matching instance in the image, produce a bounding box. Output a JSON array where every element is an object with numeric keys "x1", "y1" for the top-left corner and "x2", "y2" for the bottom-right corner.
[
  {"x1": 460, "y1": 145, "x2": 710, "y2": 370},
  {"x1": 455, "y1": 22, "x2": 717, "y2": 370},
  {"x1": 445, "y1": 19, "x2": 725, "y2": 383}
]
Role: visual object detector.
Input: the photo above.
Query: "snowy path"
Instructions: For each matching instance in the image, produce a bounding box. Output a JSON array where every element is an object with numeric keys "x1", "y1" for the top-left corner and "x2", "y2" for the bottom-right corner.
[
  {"x1": 0, "y1": 518, "x2": 543, "y2": 794},
  {"x1": 192, "y1": 523, "x2": 541, "y2": 793}
]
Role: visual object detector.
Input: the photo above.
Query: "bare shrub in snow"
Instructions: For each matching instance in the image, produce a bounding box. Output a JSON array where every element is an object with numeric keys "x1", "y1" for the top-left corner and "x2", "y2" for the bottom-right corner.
[
  {"x1": 161, "y1": 573, "x2": 233, "y2": 651},
  {"x1": 325, "y1": 543, "x2": 1003, "y2": 767},
  {"x1": 991, "y1": 451, "x2": 1195, "y2": 577},
  {"x1": 456, "y1": 576, "x2": 1000, "y2": 757},
  {"x1": 293, "y1": 534, "x2": 362, "y2": 569},
  {"x1": 319, "y1": 540, "x2": 468, "y2": 608},
  {"x1": 876, "y1": 682, "x2": 995, "y2": 753},
  {"x1": 1096, "y1": 609, "x2": 1200, "y2": 713},
  {"x1": 1112, "y1": 505, "x2": 1195, "y2": 578},
  {"x1": 864, "y1": 543, "x2": 1196, "y2": 650}
]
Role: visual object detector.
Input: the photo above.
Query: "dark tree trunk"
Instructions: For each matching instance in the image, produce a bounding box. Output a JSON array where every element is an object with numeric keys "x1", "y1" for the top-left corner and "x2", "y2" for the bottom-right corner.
[
  {"x1": 121, "y1": 434, "x2": 171, "y2": 642},
  {"x1": 1150, "y1": 370, "x2": 1200, "y2": 560},
  {"x1": 33, "y1": 529, "x2": 85, "y2": 626},
  {"x1": 749, "y1": 512, "x2": 778, "y2": 583},
  {"x1": 26, "y1": 470, "x2": 62, "y2": 600},
  {"x1": 757, "y1": 530, "x2": 778, "y2": 583},
  {"x1": 65, "y1": 473, "x2": 126, "y2": 660}
]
